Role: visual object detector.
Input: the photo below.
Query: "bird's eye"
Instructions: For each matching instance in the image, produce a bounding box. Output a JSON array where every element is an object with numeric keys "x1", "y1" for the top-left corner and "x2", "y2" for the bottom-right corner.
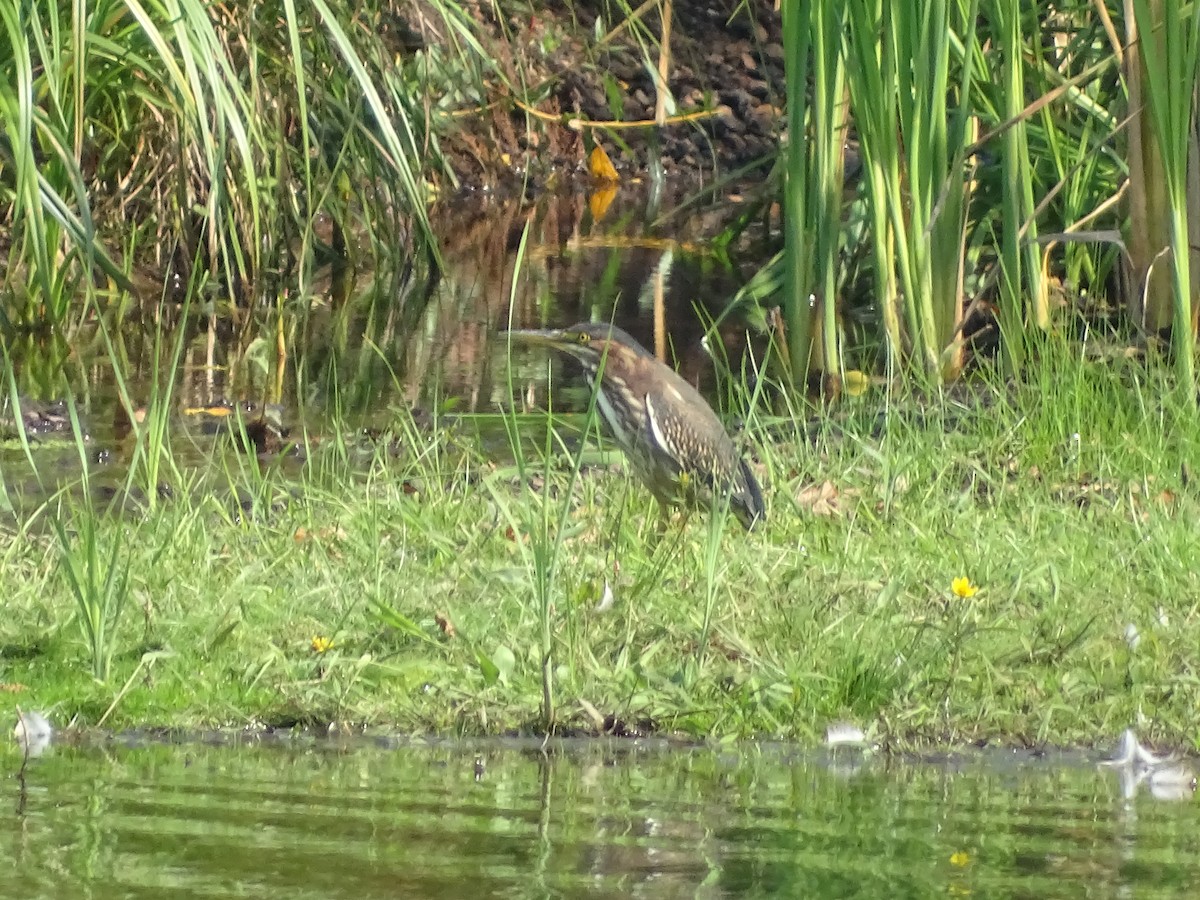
[{"x1": 577, "y1": 332, "x2": 590, "y2": 345}]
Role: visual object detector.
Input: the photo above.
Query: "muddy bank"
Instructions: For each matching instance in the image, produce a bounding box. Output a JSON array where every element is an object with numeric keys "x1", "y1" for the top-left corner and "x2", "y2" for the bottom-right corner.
[{"x1": 419, "y1": 0, "x2": 785, "y2": 189}]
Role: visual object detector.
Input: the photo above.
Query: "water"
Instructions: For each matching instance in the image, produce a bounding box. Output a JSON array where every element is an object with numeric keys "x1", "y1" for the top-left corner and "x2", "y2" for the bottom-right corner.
[{"x1": 6, "y1": 737, "x2": 1199, "y2": 898}]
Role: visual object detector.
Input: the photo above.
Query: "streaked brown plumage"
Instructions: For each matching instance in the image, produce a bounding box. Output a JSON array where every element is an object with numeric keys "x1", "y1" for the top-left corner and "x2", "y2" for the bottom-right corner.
[{"x1": 506, "y1": 322, "x2": 766, "y2": 529}]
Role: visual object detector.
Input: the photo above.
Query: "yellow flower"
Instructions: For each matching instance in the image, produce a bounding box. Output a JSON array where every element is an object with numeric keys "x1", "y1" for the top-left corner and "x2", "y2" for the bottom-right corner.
[
  {"x1": 310, "y1": 635, "x2": 334, "y2": 654},
  {"x1": 951, "y1": 577, "x2": 978, "y2": 599},
  {"x1": 950, "y1": 850, "x2": 970, "y2": 867}
]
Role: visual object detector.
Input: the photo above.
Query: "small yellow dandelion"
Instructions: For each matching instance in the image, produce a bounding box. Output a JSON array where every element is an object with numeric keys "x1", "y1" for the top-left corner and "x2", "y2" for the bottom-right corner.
[
  {"x1": 310, "y1": 635, "x2": 334, "y2": 654},
  {"x1": 950, "y1": 850, "x2": 970, "y2": 867},
  {"x1": 951, "y1": 577, "x2": 978, "y2": 599}
]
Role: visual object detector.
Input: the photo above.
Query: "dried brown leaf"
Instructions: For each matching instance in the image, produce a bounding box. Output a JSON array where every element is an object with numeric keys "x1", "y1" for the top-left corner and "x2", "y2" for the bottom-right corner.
[
  {"x1": 293, "y1": 525, "x2": 348, "y2": 544},
  {"x1": 797, "y1": 480, "x2": 841, "y2": 517}
]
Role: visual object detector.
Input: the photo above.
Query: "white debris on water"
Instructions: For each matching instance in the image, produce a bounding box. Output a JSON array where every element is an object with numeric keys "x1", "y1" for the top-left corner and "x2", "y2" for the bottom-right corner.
[
  {"x1": 1100, "y1": 728, "x2": 1196, "y2": 802},
  {"x1": 13, "y1": 710, "x2": 53, "y2": 758},
  {"x1": 825, "y1": 722, "x2": 868, "y2": 748}
]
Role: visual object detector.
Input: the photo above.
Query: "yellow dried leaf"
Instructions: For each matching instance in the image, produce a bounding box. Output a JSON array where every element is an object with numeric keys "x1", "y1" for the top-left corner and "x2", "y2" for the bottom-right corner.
[{"x1": 588, "y1": 143, "x2": 619, "y2": 182}]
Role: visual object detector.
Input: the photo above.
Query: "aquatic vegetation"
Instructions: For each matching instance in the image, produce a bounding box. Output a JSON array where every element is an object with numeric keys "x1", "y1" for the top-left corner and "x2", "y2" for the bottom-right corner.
[
  {"x1": 772, "y1": 0, "x2": 1199, "y2": 390},
  {"x1": 0, "y1": 0, "x2": 465, "y2": 328},
  {"x1": 2, "y1": 0, "x2": 1193, "y2": 401}
]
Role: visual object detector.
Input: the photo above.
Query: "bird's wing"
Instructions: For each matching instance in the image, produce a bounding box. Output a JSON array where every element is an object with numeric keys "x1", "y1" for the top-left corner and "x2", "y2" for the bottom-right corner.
[
  {"x1": 642, "y1": 393, "x2": 685, "y2": 478},
  {"x1": 644, "y1": 391, "x2": 731, "y2": 490}
]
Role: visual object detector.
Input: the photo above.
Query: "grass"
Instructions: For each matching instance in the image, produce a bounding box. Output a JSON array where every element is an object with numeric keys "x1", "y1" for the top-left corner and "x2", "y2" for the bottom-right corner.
[{"x1": 3, "y1": 338, "x2": 1199, "y2": 749}]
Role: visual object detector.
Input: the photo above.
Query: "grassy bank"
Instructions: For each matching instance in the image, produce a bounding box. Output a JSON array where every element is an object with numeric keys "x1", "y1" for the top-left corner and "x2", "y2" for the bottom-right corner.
[{"x1": 3, "y1": 340, "x2": 1198, "y2": 749}]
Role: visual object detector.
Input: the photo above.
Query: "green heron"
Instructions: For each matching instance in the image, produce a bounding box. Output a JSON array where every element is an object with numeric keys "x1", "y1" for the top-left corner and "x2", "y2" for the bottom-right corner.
[{"x1": 506, "y1": 322, "x2": 766, "y2": 529}]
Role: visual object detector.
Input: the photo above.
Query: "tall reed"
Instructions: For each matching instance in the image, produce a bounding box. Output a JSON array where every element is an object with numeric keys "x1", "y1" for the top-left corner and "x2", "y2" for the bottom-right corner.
[
  {"x1": 0, "y1": 0, "x2": 457, "y2": 329},
  {"x1": 779, "y1": 0, "x2": 849, "y2": 390},
  {"x1": 850, "y1": 0, "x2": 981, "y2": 380},
  {"x1": 1126, "y1": 0, "x2": 1200, "y2": 394},
  {"x1": 990, "y1": 0, "x2": 1048, "y2": 372}
]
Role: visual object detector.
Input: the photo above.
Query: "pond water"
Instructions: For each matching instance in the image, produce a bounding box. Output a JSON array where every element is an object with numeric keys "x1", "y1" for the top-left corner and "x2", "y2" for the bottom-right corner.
[{"x1": 6, "y1": 737, "x2": 1199, "y2": 898}]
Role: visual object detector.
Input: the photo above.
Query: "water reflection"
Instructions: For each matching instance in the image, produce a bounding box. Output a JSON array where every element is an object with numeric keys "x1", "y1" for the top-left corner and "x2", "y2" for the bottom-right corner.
[{"x1": 6, "y1": 737, "x2": 1200, "y2": 899}]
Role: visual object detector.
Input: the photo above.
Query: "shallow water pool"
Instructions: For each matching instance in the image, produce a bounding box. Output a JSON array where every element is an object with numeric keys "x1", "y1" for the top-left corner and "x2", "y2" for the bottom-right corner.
[{"x1": 5, "y1": 735, "x2": 1198, "y2": 898}]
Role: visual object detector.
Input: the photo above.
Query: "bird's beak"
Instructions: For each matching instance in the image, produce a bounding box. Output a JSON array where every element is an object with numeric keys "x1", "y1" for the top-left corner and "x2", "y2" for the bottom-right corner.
[{"x1": 502, "y1": 328, "x2": 573, "y2": 351}]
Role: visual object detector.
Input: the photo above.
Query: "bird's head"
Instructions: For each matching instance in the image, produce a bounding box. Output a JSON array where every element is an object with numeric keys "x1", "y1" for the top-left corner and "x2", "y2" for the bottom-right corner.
[{"x1": 504, "y1": 322, "x2": 649, "y2": 380}]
